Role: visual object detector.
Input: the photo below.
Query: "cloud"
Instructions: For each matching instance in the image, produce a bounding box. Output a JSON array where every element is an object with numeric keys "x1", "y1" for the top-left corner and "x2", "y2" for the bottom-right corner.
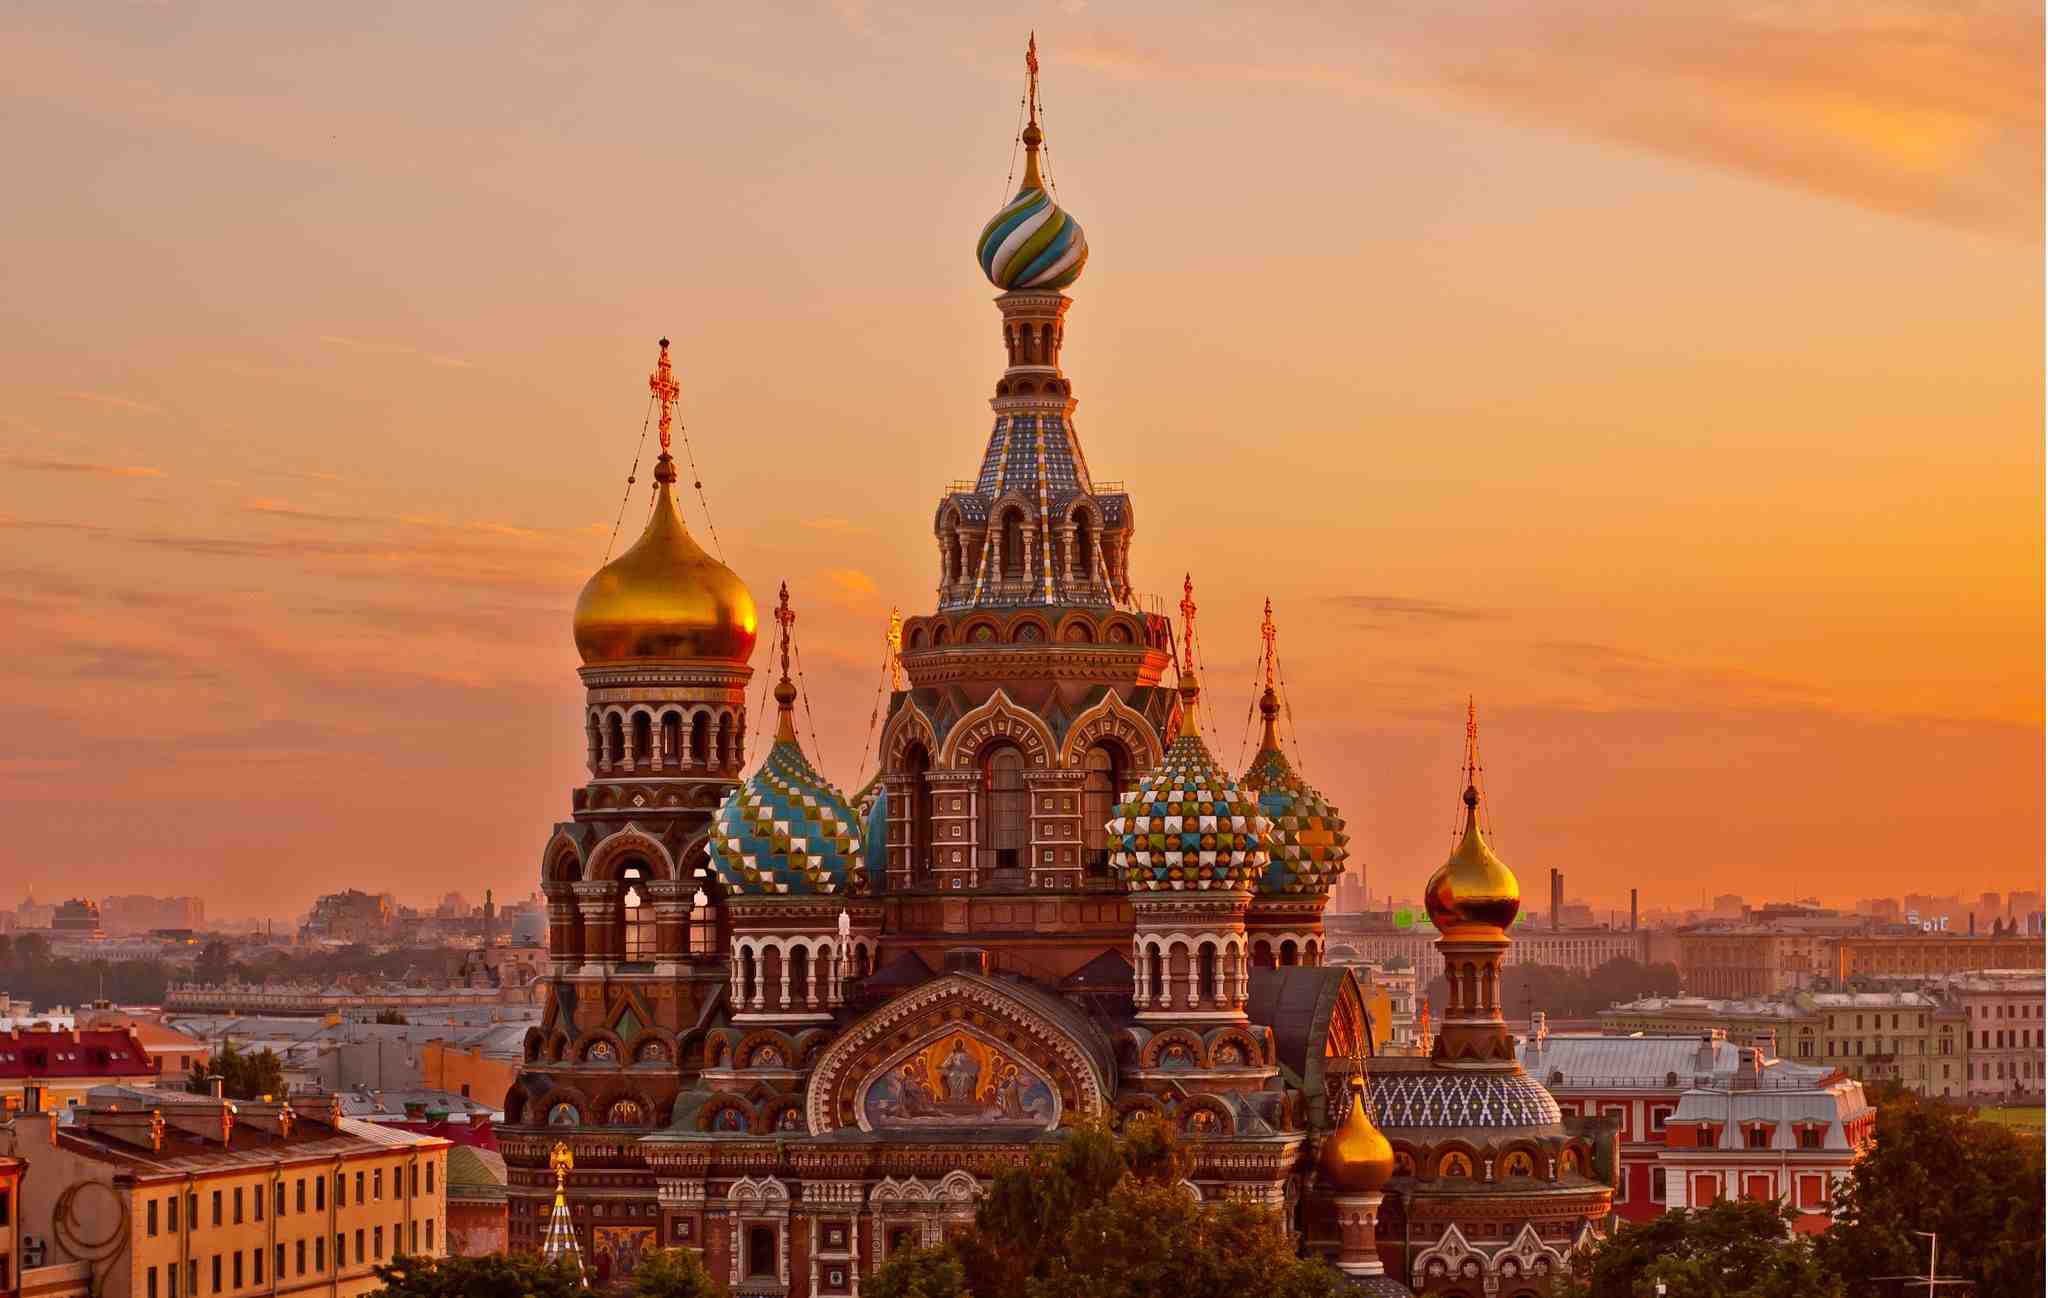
[
  {"x1": 801, "y1": 517, "x2": 872, "y2": 535},
  {"x1": 1336, "y1": 594, "x2": 1492, "y2": 621},
  {"x1": 320, "y1": 335, "x2": 473, "y2": 370},
  {"x1": 821, "y1": 567, "x2": 879, "y2": 606},
  {"x1": 243, "y1": 498, "x2": 375, "y2": 523},
  {"x1": 60, "y1": 391, "x2": 164, "y2": 415},
  {"x1": 5, "y1": 455, "x2": 165, "y2": 478}
]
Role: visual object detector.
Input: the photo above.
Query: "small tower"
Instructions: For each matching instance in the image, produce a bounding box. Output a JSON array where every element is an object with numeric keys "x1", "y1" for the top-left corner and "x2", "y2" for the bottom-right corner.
[
  {"x1": 1423, "y1": 701, "x2": 1523, "y2": 1068},
  {"x1": 1318, "y1": 1063, "x2": 1401, "y2": 1288},
  {"x1": 1240, "y1": 599, "x2": 1350, "y2": 968},
  {"x1": 540, "y1": 1142, "x2": 585, "y2": 1281},
  {"x1": 708, "y1": 584, "x2": 878, "y2": 1023},
  {"x1": 1108, "y1": 577, "x2": 1271, "y2": 1022}
]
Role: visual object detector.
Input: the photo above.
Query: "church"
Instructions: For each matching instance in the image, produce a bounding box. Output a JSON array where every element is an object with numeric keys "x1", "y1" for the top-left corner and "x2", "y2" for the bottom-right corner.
[{"x1": 498, "y1": 47, "x2": 1612, "y2": 1298}]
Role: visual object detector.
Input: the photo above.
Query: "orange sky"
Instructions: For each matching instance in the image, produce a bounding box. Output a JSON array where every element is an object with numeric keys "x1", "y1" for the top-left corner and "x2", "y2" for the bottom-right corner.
[{"x1": 2, "y1": 2, "x2": 2041, "y2": 921}]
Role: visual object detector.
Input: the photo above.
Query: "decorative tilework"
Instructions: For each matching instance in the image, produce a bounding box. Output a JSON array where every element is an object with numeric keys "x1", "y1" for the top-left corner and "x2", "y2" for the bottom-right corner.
[
  {"x1": 709, "y1": 740, "x2": 865, "y2": 896},
  {"x1": 1243, "y1": 747, "x2": 1350, "y2": 896},
  {"x1": 1107, "y1": 731, "x2": 1271, "y2": 891},
  {"x1": 1369, "y1": 1070, "x2": 1562, "y2": 1130}
]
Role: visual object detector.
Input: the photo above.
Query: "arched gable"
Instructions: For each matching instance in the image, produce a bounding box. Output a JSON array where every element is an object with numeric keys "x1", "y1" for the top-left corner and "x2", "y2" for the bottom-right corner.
[
  {"x1": 586, "y1": 824, "x2": 677, "y2": 881},
  {"x1": 881, "y1": 703, "x2": 940, "y2": 773},
  {"x1": 805, "y1": 973, "x2": 1111, "y2": 1134},
  {"x1": 936, "y1": 689, "x2": 1055, "y2": 770},
  {"x1": 1056, "y1": 690, "x2": 1164, "y2": 771},
  {"x1": 542, "y1": 828, "x2": 585, "y2": 882}
]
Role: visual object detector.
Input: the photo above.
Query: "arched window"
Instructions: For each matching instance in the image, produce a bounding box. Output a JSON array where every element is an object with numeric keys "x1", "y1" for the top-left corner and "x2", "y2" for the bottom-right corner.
[
  {"x1": 1081, "y1": 742, "x2": 1124, "y2": 877},
  {"x1": 903, "y1": 742, "x2": 934, "y2": 877},
  {"x1": 739, "y1": 947, "x2": 757, "y2": 1006},
  {"x1": 982, "y1": 746, "x2": 1028, "y2": 870},
  {"x1": 716, "y1": 713, "x2": 734, "y2": 771},
  {"x1": 1073, "y1": 514, "x2": 1094, "y2": 579},
  {"x1": 1280, "y1": 938, "x2": 1299, "y2": 967},
  {"x1": 660, "y1": 711, "x2": 682, "y2": 769},
  {"x1": 1198, "y1": 942, "x2": 1218, "y2": 1007},
  {"x1": 1000, "y1": 510, "x2": 1025, "y2": 578},
  {"x1": 1148, "y1": 944, "x2": 1165, "y2": 1003},
  {"x1": 606, "y1": 714, "x2": 625, "y2": 766},
  {"x1": 690, "y1": 712, "x2": 710, "y2": 767},
  {"x1": 631, "y1": 713, "x2": 652, "y2": 767},
  {"x1": 789, "y1": 947, "x2": 810, "y2": 1005},
  {"x1": 620, "y1": 864, "x2": 656, "y2": 961}
]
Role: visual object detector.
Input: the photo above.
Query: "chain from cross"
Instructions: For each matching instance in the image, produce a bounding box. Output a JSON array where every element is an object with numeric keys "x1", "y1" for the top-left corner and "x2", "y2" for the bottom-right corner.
[
  {"x1": 1178, "y1": 572, "x2": 1198, "y2": 673},
  {"x1": 649, "y1": 337, "x2": 680, "y2": 454},
  {"x1": 775, "y1": 581, "x2": 797, "y2": 679}
]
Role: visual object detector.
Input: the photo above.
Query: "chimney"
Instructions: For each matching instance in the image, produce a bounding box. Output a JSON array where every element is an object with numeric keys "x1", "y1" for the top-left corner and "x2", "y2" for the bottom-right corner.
[
  {"x1": 1549, "y1": 870, "x2": 1559, "y2": 929},
  {"x1": 1695, "y1": 1032, "x2": 1718, "y2": 1076},
  {"x1": 1630, "y1": 889, "x2": 1639, "y2": 931},
  {"x1": 208, "y1": 1073, "x2": 225, "y2": 1099},
  {"x1": 1530, "y1": 1010, "x2": 1548, "y2": 1047}
]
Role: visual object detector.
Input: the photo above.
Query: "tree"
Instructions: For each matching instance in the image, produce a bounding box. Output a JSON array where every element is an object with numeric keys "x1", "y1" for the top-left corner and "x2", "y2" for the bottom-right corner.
[
  {"x1": 194, "y1": 939, "x2": 237, "y2": 985},
  {"x1": 1816, "y1": 1089, "x2": 2045, "y2": 1298},
  {"x1": 1560, "y1": 1199, "x2": 1842, "y2": 1298},
  {"x1": 629, "y1": 1247, "x2": 718, "y2": 1298},
  {"x1": 374, "y1": 1009, "x2": 408, "y2": 1024},
  {"x1": 869, "y1": 1245, "x2": 971, "y2": 1298},
  {"x1": 368, "y1": 1253, "x2": 585, "y2": 1298},
  {"x1": 1044, "y1": 1180, "x2": 1339, "y2": 1298},
  {"x1": 186, "y1": 1043, "x2": 286, "y2": 1100}
]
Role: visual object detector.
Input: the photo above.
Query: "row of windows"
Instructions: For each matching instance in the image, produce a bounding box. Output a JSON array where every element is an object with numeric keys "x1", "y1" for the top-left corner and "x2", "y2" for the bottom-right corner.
[
  {"x1": 1974, "y1": 1059, "x2": 2039, "y2": 1081},
  {"x1": 1978, "y1": 1028, "x2": 2044, "y2": 1049},
  {"x1": 142, "y1": 1222, "x2": 435, "y2": 1298},
  {"x1": 144, "y1": 1165, "x2": 435, "y2": 1237},
  {"x1": 1973, "y1": 1002, "x2": 2042, "y2": 1019}
]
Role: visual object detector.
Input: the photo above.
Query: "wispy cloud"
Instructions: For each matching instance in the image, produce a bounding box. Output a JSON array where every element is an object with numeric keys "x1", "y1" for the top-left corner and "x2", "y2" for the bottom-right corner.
[
  {"x1": 1337, "y1": 594, "x2": 1492, "y2": 621},
  {"x1": 801, "y1": 517, "x2": 872, "y2": 535},
  {"x1": 820, "y1": 567, "x2": 879, "y2": 606},
  {"x1": 61, "y1": 391, "x2": 164, "y2": 415},
  {"x1": 6, "y1": 455, "x2": 165, "y2": 479},
  {"x1": 319, "y1": 335, "x2": 472, "y2": 370}
]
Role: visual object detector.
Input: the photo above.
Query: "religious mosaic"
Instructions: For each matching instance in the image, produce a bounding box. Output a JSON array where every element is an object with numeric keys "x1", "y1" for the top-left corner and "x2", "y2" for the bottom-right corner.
[{"x1": 859, "y1": 1030, "x2": 1057, "y2": 1130}]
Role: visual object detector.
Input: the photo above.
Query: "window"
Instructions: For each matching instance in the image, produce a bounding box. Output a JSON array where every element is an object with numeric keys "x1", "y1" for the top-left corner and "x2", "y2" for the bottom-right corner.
[
  {"x1": 426, "y1": 1162, "x2": 434, "y2": 1195},
  {"x1": 621, "y1": 864, "x2": 656, "y2": 961},
  {"x1": 1614, "y1": 1167, "x2": 1629, "y2": 1202},
  {"x1": 149, "y1": 1267, "x2": 159, "y2": 1298},
  {"x1": 373, "y1": 1169, "x2": 382, "y2": 1201},
  {"x1": 253, "y1": 1187, "x2": 263, "y2": 1222},
  {"x1": 187, "y1": 1261, "x2": 196, "y2": 1296},
  {"x1": 411, "y1": 1164, "x2": 419, "y2": 1196},
  {"x1": 296, "y1": 1241, "x2": 305, "y2": 1276},
  {"x1": 426, "y1": 1219, "x2": 434, "y2": 1253},
  {"x1": 315, "y1": 1237, "x2": 325, "y2": 1273},
  {"x1": 1650, "y1": 1167, "x2": 1668, "y2": 1203},
  {"x1": 902, "y1": 742, "x2": 934, "y2": 873},
  {"x1": 187, "y1": 1193, "x2": 198, "y2": 1229},
  {"x1": 275, "y1": 1245, "x2": 284, "y2": 1280},
  {"x1": 374, "y1": 1225, "x2": 385, "y2": 1259},
  {"x1": 411, "y1": 1220, "x2": 419, "y2": 1252},
  {"x1": 982, "y1": 746, "x2": 1028, "y2": 869},
  {"x1": 1692, "y1": 1173, "x2": 1721, "y2": 1205},
  {"x1": 212, "y1": 1254, "x2": 221, "y2": 1293},
  {"x1": 149, "y1": 1198, "x2": 160, "y2": 1236},
  {"x1": 356, "y1": 1172, "x2": 365, "y2": 1204},
  {"x1": 1649, "y1": 1105, "x2": 1674, "y2": 1134},
  {"x1": 169, "y1": 1264, "x2": 179, "y2": 1298},
  {"x1": 1601, "y1": 1104, "x2": 1628, "y2": 1138},
  {"x1": 1797, "y1": 1126, "x2": 1823, "y2": 1150},
  {"x1": 1081, "y1": 743, "x2": 1125, "y2": 876},
  {"x1": 315, "y1": 1176, "x2": 325, "y2": 1211},
  {"x1": 747, "y1": 1225, "x2": 778, "y2": 1279},
  {"x1": 233, "y1": 1251, "x2": 243, "y2": 1289},
  {"x1": 212, "y1": 1190, "x2": 222, "y2": 1227},
  {"x1": 356, "y1": 1229, "x2": 365, "y2": 1265},
  {"x1": 1742, "y1": 1173, "x2": 1775, "y2": 1202},
  {"x1": 233, "y1": 1187, "x2": 243, "y2": 1224}
]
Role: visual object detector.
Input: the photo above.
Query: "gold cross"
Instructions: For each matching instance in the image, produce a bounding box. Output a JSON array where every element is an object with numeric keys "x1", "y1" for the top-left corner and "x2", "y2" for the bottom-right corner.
[
  {"x1": 776, "y1": 582, "x2": 796, "y2": 679},
  {"x1": 1178, "y1": 572, "x2": 1198, "y2": 673},
  {"x1": 1464, "y1": 694, "x2": 1480, "y2": 788},
  {"x1": 649, "y1": 337, "x2": 680, "y2": 454},
  {"x1": 1260, "y1": 597, "x2": 1277, "y2": 691},
  {"x1": 886, "y1": 606, "x2": 903, "y2": 691}
]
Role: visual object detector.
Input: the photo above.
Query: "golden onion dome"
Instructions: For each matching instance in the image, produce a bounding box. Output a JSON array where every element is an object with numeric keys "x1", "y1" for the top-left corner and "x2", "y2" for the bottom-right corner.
[
  {"x1": 572, "y1": 455, "x2": 758, "y2": 665},
  {"x1": 1423, "y1": 783, "x2": 1521, "y2": 934},
  {"x1": 1319, "y1": 1073, "x2": 1395, "y2": 1193}
]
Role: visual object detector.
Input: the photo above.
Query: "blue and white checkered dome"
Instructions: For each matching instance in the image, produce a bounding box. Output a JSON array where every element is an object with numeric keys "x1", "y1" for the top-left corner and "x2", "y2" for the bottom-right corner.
[
  {"x1": 1107, "y1": 678, "x2": 1271, "y2": 892},
  {"x1": 708, "y1": 732, "x2": 865, "y2": 897},
  {"x1": 1243, "y1": 726, "x2": 1349, "y2": 897}
]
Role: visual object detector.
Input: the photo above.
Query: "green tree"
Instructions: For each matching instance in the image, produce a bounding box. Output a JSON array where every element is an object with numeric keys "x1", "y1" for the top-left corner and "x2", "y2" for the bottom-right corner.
[
  {"x1": 186, "y1": 1043, "x2": 286, "y2": 1100},
  {"x1": 869, "y1": 1245, "x2": 971, "y2": 1298},
  {"x1": 1561, "y1": 1199, "x2": 1841, "y2": 1298},
  {"x1": 193, "y1": 939, "x2": 237, "y2": 984},
  {"x1": 368, "y1": 1253, "x2": 586, "y2": 1298},
  {"x1": 1044, "y1": 1179, "x2": 1339, "y2": 1298},
  {"x1": 373, "y1": 1009, "x2": 408, "y2": 1024},
  {"x1": 629, "y1": 1247, "x2": 718, "y2": 1298},
  {"x1": 1817, "y1": 1089, "x2": 2045, "y2": 1298}
]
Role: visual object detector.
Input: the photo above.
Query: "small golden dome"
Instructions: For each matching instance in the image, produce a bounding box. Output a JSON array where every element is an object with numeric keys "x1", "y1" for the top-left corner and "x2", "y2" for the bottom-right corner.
[
  {"x1": 1423, "y1": 784, "x2": 1521, "y2": 934},
  {"x1": 572, "y1": 457, "x2": 757, "y2": 665},
  {"x1": 1319, "y1": 1074, "x2": 1395, "y2": 1193}
]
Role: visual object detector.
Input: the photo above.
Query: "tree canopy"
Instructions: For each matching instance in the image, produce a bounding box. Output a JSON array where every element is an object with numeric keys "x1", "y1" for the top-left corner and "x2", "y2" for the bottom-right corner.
[
  {"x1": 867, "y1": 1116, "x2": 1337, "y2": 1298},
  {"x1": 1559, "y1": 1200, "x2": 1842, "y2": 1298},
  {"x1": 626, "y1": 1247, "x2": 718, "y2": 1298},
  {"x1": 368, "y1": 1253, "x2": 586, "y2": 1298},
  {"x1": 185, "y1": 1042, "x2": 286, "y2": 1101}
]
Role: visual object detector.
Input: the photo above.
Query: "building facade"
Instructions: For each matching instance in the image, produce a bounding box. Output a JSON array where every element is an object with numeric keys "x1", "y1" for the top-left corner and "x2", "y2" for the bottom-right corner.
[
  {"x1": 496, "y1": 51, "x2": 1611, "y2": 1298},
  {"x1": 0, "y1": 1087, "x2": 446, "y2": 1298},
  {"x1": 1947, "y1": 971, "x2": 2046, "y2": 1099},
  {"x1": 1, "y1": 1030, "x2": 162, "y2": 1115},
  {"x1": 1599, "y1": 994, "x2": 1969, "y2": 1098}
]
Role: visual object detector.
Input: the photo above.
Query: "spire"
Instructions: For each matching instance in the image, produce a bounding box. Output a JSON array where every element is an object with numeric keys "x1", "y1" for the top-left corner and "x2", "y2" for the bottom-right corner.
[
  {"x1": 649, "y1": 337, "x2": 680, "y2": 456},
  {"x1": 885, "y1": 605, "x2": 903, "y2": 691},
  {"x1": 1257, "y1": 597, "x2": 1283, "y2": 753},
  {"x1": 773, "y1": 582, "x2": 799, "y2": 743},
  {"x1": 1021, "y1": 32, "x2": 1045, "y2": 191},
  {"x1": 1176, "y1": 572, "x2": 1205, "y2": 733},
  {"x1": 542, "y1": 1142, "x2": 586, "y2": 1281},
  {"x1": 1462, "y1": 694, "x2": 1482, "y2": 821}
]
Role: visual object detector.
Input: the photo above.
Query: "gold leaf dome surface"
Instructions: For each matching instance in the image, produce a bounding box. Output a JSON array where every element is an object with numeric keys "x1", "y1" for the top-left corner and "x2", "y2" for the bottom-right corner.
[
  {"x1": 572, "y1": 462, "x2": 758, "y2": 665},
  {"x1": 1423, "y1": 785, "x2": 1521, "y2": 933},
  {"x1": 1319, "y1": 1074, "x2": 1395, "y2": 1193}
]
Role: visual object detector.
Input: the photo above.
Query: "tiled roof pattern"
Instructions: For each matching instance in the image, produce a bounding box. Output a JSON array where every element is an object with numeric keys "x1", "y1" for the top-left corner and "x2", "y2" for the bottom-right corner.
[{"x1": 709, "y1": 739, "x2": 865, "y2": 896}]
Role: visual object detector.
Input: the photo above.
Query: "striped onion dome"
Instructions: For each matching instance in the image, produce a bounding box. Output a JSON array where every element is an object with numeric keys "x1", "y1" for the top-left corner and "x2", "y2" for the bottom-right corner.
[
  {"x1": 976, "y1": 120, "x2": 1089, "y2": 292},
  {"x1": 1107, "y1": 674, "x2": 1271, "y2": 891},
  {"x1": 708, "y1": 677, "x2": 865, "y2": 897},
  {"x1": 1242, "y1": 688, "x2": 1349, "y2": 896}
]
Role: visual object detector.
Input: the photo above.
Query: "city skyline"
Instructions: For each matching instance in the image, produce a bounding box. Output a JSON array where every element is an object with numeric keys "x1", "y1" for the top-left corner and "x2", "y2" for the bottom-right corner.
[{"x1": 2, "y1": 2, "x2": 2040, "y2": 919}]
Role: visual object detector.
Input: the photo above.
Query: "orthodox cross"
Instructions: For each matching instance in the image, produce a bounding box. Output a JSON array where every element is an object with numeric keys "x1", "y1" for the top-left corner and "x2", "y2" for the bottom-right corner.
[
  {"x1": 1178, "y1": 572, "x2": 1198, "y2": 674},
  {"x1": 1260, "y1": 596, "x2": 1278, "y2": 692},
  {"x1": 549, "y1": 1140, "x2": 574, "y2": 1190},
  {"x1": 1025, "y1": 32, "x2": 1040, "y2": 124},
  {"x1": 649, "y1": 337, "x2": 679, "y2": 454},
  {"x1": 776, "y1": 581, "x2": 797, "y2": 679},
  {"x1": 1463, "y1": 694, "x2": 1481, "y2": 790},
  {"x1": 886, "y1": 605, "x2": 903, "y2": 691}
]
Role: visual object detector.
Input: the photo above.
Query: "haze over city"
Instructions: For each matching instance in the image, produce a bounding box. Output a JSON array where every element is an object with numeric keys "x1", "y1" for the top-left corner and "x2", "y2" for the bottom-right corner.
[{"x1": 2, "y1": 1, "x2": 2040, "y2": 920}]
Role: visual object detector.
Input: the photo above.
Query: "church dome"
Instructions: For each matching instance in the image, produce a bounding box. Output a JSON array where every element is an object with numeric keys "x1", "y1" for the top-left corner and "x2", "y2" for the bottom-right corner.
[
  {"x1": 707, "y1": 587, "x2": 865, "y2": 897},
  {"x1": 975, "y1": 52, "x2": 1087, "y2": 293},
  {"x1": 1319, "y1": 1074, "x2": 1395, "y2": 1193},
  {"x1": 1108, "y1": 672, "x2": 1270, "y2": 892},
  {"x1": 1242, "y1": 671, "x2": 1349, "y2": 895},
  {"x1": 1423, "y1": 783, "x2": 1520, "y2": 934},
  {"x1": 572, "y1": 455, "x2": 757, "y2": 666}
]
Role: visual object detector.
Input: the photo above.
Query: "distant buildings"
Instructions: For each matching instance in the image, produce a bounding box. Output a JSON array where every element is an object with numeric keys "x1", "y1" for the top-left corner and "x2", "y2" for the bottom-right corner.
[
  {"x1": 298, "y1": 890, "x2": 397, "y2": 945},
  {"x1": 0, "y1": 1028, "x2": 161, "y2": 1113},
  {"x1": 1326, "y1": 914, "x2": 1652, "y2": 987},
  {"x1": 99, "y1": 897, "x2": 206, "y2": 935},
  {"x1": 49, "y1": 900, "x2": 101, "y2": 938}
]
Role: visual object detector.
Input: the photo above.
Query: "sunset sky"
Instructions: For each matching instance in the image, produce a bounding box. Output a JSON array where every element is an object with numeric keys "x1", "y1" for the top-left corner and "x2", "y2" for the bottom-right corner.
[{"x1": 3, "y1": 1, "x2": 2040, "y2": 921}]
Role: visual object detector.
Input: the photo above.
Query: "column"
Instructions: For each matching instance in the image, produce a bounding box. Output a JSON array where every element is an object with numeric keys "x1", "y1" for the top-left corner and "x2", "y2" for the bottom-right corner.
[
  {"x1": 648, "y1": 881, "x2": 691, "y2": 967},
  {"x1": 573, "y1": 881, "x2": 619, "y2": 974}
]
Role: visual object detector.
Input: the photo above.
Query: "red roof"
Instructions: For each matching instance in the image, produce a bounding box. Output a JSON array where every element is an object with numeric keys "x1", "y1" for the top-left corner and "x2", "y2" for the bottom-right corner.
[{"x1": 0, "y1": 1028, "x2": 162, "y2": 1079}]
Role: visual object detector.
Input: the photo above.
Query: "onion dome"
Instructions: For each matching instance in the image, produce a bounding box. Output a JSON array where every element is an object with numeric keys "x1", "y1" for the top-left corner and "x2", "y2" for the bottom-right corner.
[
  {"x1": 1107, "y1": 577, "x2": 1270, "y2": 891},
  {"x1": 1241, "y1": 602, "x2": 1349, "y2": 895},
  {"x1": 975, "y1": 42, "x2": 1088, "y2": 292},
  {"x1": 1319, "y1": 1073, "x2": 1395, "y2": 1193},
  {"x1": 708, "y1": 586, "x2": 866, "y2": 897},
  {"x1": 573, "y1": 342, "x2": 757, "y2": 665},
  {"x1": 861, "y1": 782, "x2": 889, "y2": 879},
  {"x1": 1422, "y1": 704, "x2": 1520, "y2": 933}
]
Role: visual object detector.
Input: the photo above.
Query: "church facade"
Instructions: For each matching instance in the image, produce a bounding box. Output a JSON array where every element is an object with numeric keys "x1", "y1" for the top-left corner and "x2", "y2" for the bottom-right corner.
[{"x1": 498, "y1": 52, "x2": 1611, "y2": 1297}]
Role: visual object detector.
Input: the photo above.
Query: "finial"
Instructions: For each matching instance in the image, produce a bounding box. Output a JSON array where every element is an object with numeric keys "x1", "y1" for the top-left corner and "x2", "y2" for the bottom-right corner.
[
  {"x1": 1021, "y1": 32, "x2": 1046, "y2": 189},
  {"x1": 649, "y1": 338, "x2": 679, "y2": 456},
  {"x1": 1178, "y1": 573, "x2": 1198, "y2": 679},
  {"x1": 774, "y1": 582, "x2": 799, "y2": 740},
  {"x1": 1462, "y1": 695, "x2": 1481, "y2": 810},
  {"x1": 886, "y1": 606, "x2": 903, "y2": 691},
  {"x1": 1260, "y1": 598, "x2": 1277, "y2": 693},
  {"x1": 549, "y1": 1140, "x2": 574, "y2": 1192}
]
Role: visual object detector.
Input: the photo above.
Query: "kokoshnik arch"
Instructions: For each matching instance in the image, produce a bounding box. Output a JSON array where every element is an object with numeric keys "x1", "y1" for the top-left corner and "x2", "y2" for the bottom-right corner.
[{"x1": 499, "y1": 41, "x2": 1613, "y2": 1298}]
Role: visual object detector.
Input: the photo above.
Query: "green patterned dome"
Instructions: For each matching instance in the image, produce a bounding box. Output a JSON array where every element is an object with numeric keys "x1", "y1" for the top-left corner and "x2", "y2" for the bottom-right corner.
[
  {"x1": 708, "y1": 732, "x2": 865, "y2": 896},
  {"x1": 1107, "y1": 675, "x2": 1271, "y2": 892},
  {"x1": 1242, "y1": 690, "x2": 1349, "y2": 896}
]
